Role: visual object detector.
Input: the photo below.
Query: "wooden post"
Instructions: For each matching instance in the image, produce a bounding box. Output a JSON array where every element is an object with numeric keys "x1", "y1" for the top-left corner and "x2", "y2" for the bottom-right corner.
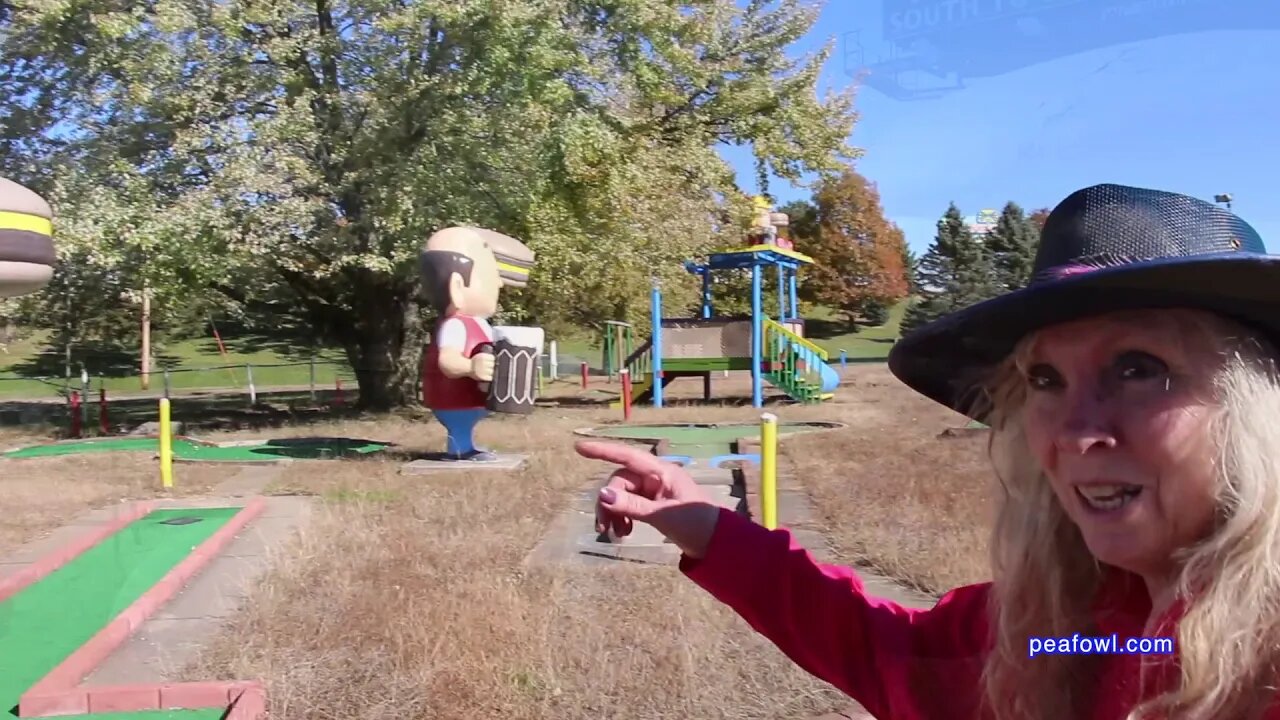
[
  {"x1": 580, "y1": 361, "x2": 588, "y2": 389},
  {"x1": 621, "y1": 369, "x2": 633, "y2": 421},
  {"x1": 140, "y1": 289, "x2": 151, "y2": 389},
  {"x1": 99, "y1": 386, "x2": 108, "y2": 436}
]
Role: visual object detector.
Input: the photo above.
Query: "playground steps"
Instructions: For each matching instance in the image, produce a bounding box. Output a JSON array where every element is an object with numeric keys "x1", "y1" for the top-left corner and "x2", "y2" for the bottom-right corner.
[{"x1": 763, "y1": 363, "x2": 836, "y2": 405}]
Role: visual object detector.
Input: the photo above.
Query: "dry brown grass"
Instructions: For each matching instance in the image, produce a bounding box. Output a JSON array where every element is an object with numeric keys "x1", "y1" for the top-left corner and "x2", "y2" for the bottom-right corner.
[
  {"x1": 782, "y1": 364, "x2": 994, "y2": 594},
  {"x1": 188, "y1": 407, "x2": 848, "y2": 719},
  {"x1": 183, "y1": 366, "x2": 996, "y2": 718},
  {"x1": 0, "y1": 450, "x2": 227, "y2": 553}
]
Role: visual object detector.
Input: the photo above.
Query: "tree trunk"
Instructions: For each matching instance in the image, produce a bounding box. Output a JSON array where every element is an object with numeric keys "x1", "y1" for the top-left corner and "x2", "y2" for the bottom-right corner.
[{"x1": 344, "y1": 296, "x2": 427, "y2": 411}]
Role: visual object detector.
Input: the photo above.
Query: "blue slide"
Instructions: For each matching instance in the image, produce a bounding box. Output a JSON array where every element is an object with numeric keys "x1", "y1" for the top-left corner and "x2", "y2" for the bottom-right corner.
[{"x1": 819, "y1": 358, "x2": 840, "y2": 392}]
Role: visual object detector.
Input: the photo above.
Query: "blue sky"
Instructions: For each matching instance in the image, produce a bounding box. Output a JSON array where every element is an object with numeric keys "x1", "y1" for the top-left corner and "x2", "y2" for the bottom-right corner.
[{"x1": 719, "y1": 0, "x2": 1280, "y2": 255}]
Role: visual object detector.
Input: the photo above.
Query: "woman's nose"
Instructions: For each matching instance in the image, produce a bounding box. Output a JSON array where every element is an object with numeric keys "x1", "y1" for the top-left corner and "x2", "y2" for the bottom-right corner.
[{"x1": 1054, "y1": 385, "x2": 1119, "y2": 455}]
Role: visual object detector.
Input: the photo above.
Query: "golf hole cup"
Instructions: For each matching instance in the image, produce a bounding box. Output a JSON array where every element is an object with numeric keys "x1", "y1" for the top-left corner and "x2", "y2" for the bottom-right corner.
[{"x1": 484, "y1": 326, "x2": 544, "y2": 414}]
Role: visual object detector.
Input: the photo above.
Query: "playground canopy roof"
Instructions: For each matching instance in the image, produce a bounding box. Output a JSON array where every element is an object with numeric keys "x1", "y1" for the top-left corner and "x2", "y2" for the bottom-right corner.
[{"x1": 691, "y1": 244, "x2": 815, "y2": 272}]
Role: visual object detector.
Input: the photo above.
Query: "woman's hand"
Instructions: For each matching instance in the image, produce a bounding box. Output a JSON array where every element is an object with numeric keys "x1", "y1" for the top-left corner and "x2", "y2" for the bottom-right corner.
[{"x1": 574, "y1": 439, "x2": 722, "y2": 560}]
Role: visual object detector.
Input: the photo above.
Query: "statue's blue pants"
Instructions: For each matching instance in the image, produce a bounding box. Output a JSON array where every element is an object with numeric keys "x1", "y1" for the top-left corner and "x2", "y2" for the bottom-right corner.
[{"x1": 435, "y1": 407, "x2": 489, "y2": 456}]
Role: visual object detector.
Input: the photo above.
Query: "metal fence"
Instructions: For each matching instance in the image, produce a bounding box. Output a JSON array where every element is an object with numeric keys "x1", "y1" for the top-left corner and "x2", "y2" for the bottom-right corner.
[{"x1": 0, "y1": 342, "x2": 599, "y2": 434}]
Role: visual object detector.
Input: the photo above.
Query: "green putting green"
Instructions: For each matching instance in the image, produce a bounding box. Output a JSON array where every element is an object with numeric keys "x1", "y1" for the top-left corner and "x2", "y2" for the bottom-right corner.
[
  {"x1": 3, "y1": 436, "x2": 388, "y2": 462},
  {"x1": 0, "y1": 508, "x2": 238, "y2": 716},
  {"x1": 579, "y1": 421, "x2": 841, "y2": 458}
]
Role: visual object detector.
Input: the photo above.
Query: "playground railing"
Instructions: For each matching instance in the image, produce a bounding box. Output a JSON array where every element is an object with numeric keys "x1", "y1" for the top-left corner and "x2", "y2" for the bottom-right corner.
[
  {"x1": 600, "y1": 321, "x2": 634, "y2": 382},
  {"x1": 763, "y1": 319, "x2": 828, "y2": 401},
  {"x1": 621, "y1": 338, "x2": 652, "y2": 380}
]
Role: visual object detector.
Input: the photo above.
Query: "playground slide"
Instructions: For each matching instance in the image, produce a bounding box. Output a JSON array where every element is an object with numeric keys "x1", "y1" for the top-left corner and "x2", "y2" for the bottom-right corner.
[{"x1": 818, "y1": 358, "x2": 839, "y2": 393}]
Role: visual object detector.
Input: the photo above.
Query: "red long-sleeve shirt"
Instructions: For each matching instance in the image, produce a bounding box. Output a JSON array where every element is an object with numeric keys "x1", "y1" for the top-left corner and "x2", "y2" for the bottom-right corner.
[{"x1": 678, "y1": 507, "x2": 1279, "y2": 719}]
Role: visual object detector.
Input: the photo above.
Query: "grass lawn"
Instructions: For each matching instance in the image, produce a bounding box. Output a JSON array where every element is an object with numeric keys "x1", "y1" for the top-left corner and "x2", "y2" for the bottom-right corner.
[
  {"x1": 0, "y1": 330, "x2": 352, "y2": 400},
  {"x1": 0, "y1": 298, "x2": 910, "y2": 400},
  {"x1": 549, "y1": 300, "x2": 911, "y2": 367},
  {"x1": 801, "y1": 300, "x2": 907, "y2": 361}
]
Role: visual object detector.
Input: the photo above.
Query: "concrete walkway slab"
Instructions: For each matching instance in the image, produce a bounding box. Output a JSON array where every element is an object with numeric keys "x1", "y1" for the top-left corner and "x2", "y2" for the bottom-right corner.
[{"x1": 400, "y1": 453, "x2": 528, "y2": 473}]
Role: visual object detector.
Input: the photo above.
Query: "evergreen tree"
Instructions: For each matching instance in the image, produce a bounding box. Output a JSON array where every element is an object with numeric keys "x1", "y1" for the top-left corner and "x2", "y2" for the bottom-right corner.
[
  {"x1": 901, "y1": 244, "x2": 920, "y2": 295},
  {"x1": 984, "y1": 201, "x2": 1040, "y2": 291},
  {"x1": 900, "y1": 203, "x2": 997, "y2": 334}
]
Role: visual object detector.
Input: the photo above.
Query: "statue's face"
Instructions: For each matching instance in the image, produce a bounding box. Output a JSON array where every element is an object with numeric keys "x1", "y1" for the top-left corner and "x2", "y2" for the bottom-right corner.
[
  {"x1": 452, "y1": 238, "x2": 501, "y2": 318},
  {"x1": 423, "y1": 228, "x2": 503, "y2": 319}
]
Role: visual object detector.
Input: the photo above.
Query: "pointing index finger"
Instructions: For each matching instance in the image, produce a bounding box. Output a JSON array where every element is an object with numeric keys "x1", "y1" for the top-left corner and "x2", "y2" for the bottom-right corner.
[{"x1": 574, "y1": 439, "x2": 670, "y2": 475}]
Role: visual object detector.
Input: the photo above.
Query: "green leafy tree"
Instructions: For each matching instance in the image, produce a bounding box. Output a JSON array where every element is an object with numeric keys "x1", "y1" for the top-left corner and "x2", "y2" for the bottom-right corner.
[
  {"x1": 1, "y1": 0, "x2": 859, "y2": 408},
  {"x1": 984, "y1": 201, "x2": 1040, "y2": 291},
  {"x1": 900, "y1": 203, "x2": 997, "y2": 334}
]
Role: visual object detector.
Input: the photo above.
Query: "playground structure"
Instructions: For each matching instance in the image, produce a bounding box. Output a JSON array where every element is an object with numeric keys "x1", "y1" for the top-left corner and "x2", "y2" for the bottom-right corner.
[{"x1": 608, "y1": 201, "x2": 840, "y2": 409}]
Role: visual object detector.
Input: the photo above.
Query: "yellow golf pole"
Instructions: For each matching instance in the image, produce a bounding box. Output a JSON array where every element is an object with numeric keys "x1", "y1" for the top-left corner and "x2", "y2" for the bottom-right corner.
[
  {"x1": 760, "y1": 412, "x2": 777, "y2": 530},
  {"x1": 159, "y1": 398, "x2": 173, "y2": 489}
]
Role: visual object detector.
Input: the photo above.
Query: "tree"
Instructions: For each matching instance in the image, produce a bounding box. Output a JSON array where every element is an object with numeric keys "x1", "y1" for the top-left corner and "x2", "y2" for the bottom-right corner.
[
  {"x1": 1029, "y1": 207, "x2": 1052, "y2": 231},
  {"x1": 984, "y1": 201, "x2": 1040, "y2": 291},
  {"x1": 792, "y1": 168, "x2": 910, "y2": 324},
  {"x1": 900, "y1": 203, "x2": 997, "y2": 334},
  {"x1": 901, "y1": 244, "x2": 920, "y2": 295},
  {"x1": 1, "y1": 0, "x2": 859, "y2": 408},
  {"x1": 780, "y1": 199, "x2": 820, "y2": 247}
]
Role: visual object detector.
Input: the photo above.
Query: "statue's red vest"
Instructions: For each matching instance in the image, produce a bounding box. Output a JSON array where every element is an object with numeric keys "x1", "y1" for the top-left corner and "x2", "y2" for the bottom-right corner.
[{"x1": 421, "y1": 314, "x2": 489, "y2": 410}]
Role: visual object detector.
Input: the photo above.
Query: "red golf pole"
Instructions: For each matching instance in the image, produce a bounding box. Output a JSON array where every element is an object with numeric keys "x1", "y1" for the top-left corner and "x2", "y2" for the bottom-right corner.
[{"x1": 69, "y1": 391, "x2": 81, "y2": 438}]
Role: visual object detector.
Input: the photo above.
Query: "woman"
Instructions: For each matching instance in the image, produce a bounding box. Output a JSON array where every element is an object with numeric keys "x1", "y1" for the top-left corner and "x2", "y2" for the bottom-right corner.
[{"x1": 575, "y1": 183, "x2": 1280, "y2": 719}]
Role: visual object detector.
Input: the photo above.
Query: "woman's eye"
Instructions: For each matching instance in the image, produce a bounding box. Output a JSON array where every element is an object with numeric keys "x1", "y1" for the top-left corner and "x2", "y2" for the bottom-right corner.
[
  {"x1": 1026, "y1": 364, "x2": 1062, "y2": 390},
  {"x1": 1114, "y1": 351, "x2": 1168, "y2": 381}
]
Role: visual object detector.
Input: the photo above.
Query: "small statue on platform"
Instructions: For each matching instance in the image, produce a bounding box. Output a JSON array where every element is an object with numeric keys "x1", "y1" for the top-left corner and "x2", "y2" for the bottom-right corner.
[
  {"x1": 749, "y1": 195, "x2": 793, "y2": 250},
  {"x1": 418, "y1": 226, "x2": 535, "y2": 462}
]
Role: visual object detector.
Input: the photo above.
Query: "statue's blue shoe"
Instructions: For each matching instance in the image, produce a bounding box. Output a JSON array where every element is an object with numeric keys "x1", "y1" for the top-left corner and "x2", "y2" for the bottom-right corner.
[{"x1": 450, "y1": 449, "x2": 499, "y2": 462}]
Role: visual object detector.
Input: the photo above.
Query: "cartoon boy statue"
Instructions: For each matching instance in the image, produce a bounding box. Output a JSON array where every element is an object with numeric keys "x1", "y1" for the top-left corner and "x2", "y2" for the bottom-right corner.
[{"x1": 418, "y1": 226, "x2": 535, "y2": 461}]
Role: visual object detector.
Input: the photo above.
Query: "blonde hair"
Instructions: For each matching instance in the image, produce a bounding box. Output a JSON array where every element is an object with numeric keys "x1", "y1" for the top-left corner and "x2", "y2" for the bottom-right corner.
[{"x1": 974, "y1": 309, "x2": 1280, "y2": 719}]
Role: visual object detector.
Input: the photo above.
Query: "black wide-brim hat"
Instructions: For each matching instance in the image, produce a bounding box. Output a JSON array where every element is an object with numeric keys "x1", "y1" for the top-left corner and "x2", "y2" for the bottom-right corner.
[{"x1": 888, "y1": 183, "x2": 1278, "y2": 421}]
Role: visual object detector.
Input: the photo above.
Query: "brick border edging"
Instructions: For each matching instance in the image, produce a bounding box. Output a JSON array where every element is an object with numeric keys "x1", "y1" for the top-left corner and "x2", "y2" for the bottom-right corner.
[
  {"x1": 20, "y1": 497, "x2": 269, "y2": 717},
  {"x1": 0, "y1": 500, "x2": 156, "y2": 604},
  {"x1": 20, "y1": 680, "x2": 267, "y2": 717}
]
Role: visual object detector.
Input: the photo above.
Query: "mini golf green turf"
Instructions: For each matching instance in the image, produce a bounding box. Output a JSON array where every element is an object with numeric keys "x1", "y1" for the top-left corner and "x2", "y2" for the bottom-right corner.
[
  {"x1": 583, "y1": 422, "x2": 838, "y2": 458},
  {"x1": 3, "y1": 436, "x2": 388, "y2": 462},
  {"x1": 0, "y1": 507, "x2": 239, "y2": 715}
]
